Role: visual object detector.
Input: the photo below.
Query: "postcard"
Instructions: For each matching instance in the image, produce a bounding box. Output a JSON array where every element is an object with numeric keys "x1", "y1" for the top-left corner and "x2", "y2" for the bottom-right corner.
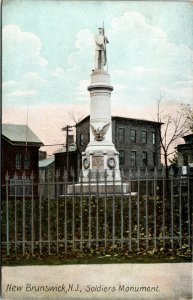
[{"x1": 1, "y1": 0, "x2": 193, "y2": 299}]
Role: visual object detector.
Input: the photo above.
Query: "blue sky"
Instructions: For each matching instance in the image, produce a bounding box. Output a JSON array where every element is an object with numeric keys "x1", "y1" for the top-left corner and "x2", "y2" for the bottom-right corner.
[{"x1": 2, "y1": 0, "x2": 193, "y2": 152}]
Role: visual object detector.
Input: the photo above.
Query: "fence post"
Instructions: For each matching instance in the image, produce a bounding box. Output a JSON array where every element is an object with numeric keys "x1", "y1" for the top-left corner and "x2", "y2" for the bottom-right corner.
[
  {"x1": 14, "y1": 172, "x2": 18, "y2": 253},
  {"x1": 112, "y1": 169, "x2": 115, "y2": 249},
  {"x1": 128, "y1": 168, "x2": 132, "y2": 251},
  {"x1": 162, "y1": 167, "x2": 166, "y2": 250},
  {"x1": 55, "y1": 170, "x2": 59, "y2": 254},
  {"x1": 88, "y1": 170, "x2": 92, "y2": 249},
  {"x1": 5, "y1": 171, "x2": 10, "y2": 256},
  {"x1": 22, "y1": 171, "x2": 26, "y2": 256},
  {"x1": 80, "y1": 170, "x2": 83, "y2": 251},
  {"x1": 187, "y1": 172, "x2": 191, "y2": 248},
  {"x1": 136, "y1": 167, "x2": 140, "y2": 252},
  {"x1": 120, "y1": 168, "x2": 124, "y2": 250},
  {"x1": 72, "y1": 169, "x2": 75, "y2": 251},
  {"x1": 39, "y1": 172, "x2": 43, "y2": 255},
  {"x1": 63, "y1": 168, "x2": 68, "y2": 252},
  {"x1": 47, "y1": 170, "x2": 51, "y2": 255},
  {"x1": 30, "y1": 171, "x2": 34, "y2": 255},
  {"x1": 96, "y1": 169, "x2": 100, "y2": 250},
  {"x1": 104, "y1": 170, "x2": 107, "y2": 249},
  {"x1": 169, "y1": 168, "x2": 174, "y2": 251},
  {"x1": 145, "y1": 167, "x2": 149, "y2": 251},
  {"x1": 153, "y1": 167, "x2": 157, "y2": 251},
  {"x1": 178, "y1": 168, "x2": 182, "y2": 249}
]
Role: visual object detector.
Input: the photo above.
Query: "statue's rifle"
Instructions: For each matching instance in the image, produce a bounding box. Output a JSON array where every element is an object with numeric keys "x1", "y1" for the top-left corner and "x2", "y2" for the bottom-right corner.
[{"x1": 103, "y1": 21, "x2": 108, "y2": 71}]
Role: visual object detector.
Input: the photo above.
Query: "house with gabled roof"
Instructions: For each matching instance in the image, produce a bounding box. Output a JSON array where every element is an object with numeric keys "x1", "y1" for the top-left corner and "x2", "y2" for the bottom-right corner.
[{"x1": 2, "y1": 124, "x2": 43, "y2": 198}]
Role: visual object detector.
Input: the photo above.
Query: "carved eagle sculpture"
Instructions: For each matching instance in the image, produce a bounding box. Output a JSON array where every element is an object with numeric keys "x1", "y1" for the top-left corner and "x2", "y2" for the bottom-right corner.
[{"x1": 90, "y1": 123, "x2": 110, "y2": 141}]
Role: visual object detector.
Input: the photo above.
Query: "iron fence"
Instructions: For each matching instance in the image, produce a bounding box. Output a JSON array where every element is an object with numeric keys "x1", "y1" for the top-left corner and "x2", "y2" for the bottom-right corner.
[{"x1": 1, "y1": 168, "x2": 193, "y2": 257}]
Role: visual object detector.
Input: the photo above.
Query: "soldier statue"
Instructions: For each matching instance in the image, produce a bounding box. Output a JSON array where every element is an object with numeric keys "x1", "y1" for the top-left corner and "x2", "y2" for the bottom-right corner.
[{"x1": 95, "y1": 27, "x2": 109, "y2": 70}]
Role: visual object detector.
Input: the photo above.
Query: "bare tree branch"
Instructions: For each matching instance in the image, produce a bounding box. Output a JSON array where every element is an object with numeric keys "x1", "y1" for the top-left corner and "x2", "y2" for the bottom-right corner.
[{"x1": 156, "y1": 97, "x2": 192, "y2": 178}]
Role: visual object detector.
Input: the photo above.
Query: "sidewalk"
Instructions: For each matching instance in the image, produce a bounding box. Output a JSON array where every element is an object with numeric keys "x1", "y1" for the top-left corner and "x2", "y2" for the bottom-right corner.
[{"x1": 2, "y1": 263, "x2": 193, "y2": 299}]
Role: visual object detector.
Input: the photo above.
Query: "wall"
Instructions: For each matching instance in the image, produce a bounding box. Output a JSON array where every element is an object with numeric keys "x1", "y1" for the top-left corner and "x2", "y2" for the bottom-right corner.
[
  {"x1": 112, "y1": 117, "x2": 162, "y2": 175},
  {"x1": 76, "y1": 116, "x2": 162, "y2": 176},
  {"x1": 2, "y1": 138, "x2": 40, "y2": 198}
]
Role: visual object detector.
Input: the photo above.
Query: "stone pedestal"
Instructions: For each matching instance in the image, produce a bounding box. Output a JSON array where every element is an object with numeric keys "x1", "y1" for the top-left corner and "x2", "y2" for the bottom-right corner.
[
  {"x1": 68, "y1": 182, "x2": 130, "y2": 195},
  {"x1": 68, "y1": 69, "x2": 129, "y2": 194},
  {"x1": 81, "y1": 69, "x2": 121, "y2": 183}
]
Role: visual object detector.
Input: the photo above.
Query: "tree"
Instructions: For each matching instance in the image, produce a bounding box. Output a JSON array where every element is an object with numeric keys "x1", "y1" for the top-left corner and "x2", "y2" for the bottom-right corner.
[
  {"x1": 157, "y1": 97, "x2": 191, "y2": 179},
  {"x1": 181, "y1": 103, "x2": 193, "y2": 133},
  {"x1": 168, "y1": 152, "x2": 178, "y2": 174}
]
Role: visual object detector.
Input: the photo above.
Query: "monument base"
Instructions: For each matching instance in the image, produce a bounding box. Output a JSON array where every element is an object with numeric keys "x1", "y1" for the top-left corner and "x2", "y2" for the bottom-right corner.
[{"x1": 67, "y1": 182, "x2": 130, "y2": 195}]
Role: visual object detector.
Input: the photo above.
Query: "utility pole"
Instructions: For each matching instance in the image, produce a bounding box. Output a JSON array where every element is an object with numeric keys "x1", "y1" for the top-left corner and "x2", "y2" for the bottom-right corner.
[{"x1": 62, "y1": 124, "x2": 75, "y2": 181}]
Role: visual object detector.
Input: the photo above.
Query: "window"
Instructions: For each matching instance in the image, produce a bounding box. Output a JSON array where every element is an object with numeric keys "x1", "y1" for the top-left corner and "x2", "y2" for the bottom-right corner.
[
  {"x1": 141, "y1": 131, "x2": 147, "y2": 144},
  {"x1": 131, "y1": 129, "x2": 136, "y2": 143},
  {"x1": 152, "y1": 132, "x2": 156, "y2": 145},
  {"x1": 119, "y1": 150, "x2": 125, "y2": 165},
  {"x1": 16, "y1": 153, "x2": 21, "y2": 169},
  {"x1": 80, "y1": 134, "x2": 84, "y2": 146},
  {"x1": 118, "y1": 128, "x2": 125, "y2": 142},
  {"x1": 183, "y1": 154, "x2": 188, "y2": 165},
  {"x1": 10, "y1": 178, "x2": 32, "y2": 196},
  {"x1": 24, "y1": 153, "x2": 30, "y2": 169},
  {"x1": 142, "y1": 151, "x2": 148, "y2": 166},
  {"x1": 131, "y1": 151, "x2": 136, "y2": 166}
]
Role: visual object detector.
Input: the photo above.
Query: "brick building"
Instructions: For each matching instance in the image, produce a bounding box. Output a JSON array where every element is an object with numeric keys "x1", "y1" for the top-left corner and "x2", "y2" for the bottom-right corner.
[
  {"x1": 176, "y1": 133, "x2": 193, "y2": 172},
  {"x1": 76, "y1": 116, "x2": 162, "y2": 176},
  {"x1": 2, "y1": 124, "x2": 43, "y2": 197},
  {"x1": 54, "y1": 144, "x2": 78, "y2": 183}
]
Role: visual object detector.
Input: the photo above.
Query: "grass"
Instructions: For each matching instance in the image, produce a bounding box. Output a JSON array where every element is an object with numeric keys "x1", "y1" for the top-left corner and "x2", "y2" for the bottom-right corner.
[{"x1": 2, "y1": 249, "x2": 192, "y2": 266}]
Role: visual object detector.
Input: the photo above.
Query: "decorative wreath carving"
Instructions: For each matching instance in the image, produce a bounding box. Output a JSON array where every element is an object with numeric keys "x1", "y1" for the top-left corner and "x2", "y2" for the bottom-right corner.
[
  {"x1": 107, "y1": 156, "x2": 116, "y2": 169},
  {"x1": 83, "y1": 157, "x2": 90, "y2": 169}
]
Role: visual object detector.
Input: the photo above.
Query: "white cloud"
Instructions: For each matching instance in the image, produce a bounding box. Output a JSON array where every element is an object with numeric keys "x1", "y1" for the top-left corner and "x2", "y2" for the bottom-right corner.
[
  {"x1": 107, "y1": 12, "x2": 193, "y2": 105},
  {"x1": 3, "y1": 25, "x2": 48, "y2": 81},
  {"x1": 52, "y1": 67, "x2": 65, "y2": 77},
  {"x1": 113, "y1": 83, "x2": 127, "y2": 91},
  {"x1": 23, "y1": 72, "x2": 46, "y2": 84},
  {"x1": 67, "y1": 29, "x2": 94, "y2": 71},
  {"x1": 161, "y1": 86, "x2": 193, "y2": 102},
  {"x1": 78, "y1": 79, "x2": 90, "y2": 94},
  {"x1": 2, "y1": 80, "x2": 18, "y2": 89},
  {"x1": 5, "y1": 89, "x2": 37, "y2": 98},
  {"x1": 174, "y1": 79, "x2": 193, "y2": 87},
  {"x1": 75, "y1": 29, "x2": 94, "y2": 50},
  {"x1": 109, "y1": 11, "x2": 193, "y2": 72}
]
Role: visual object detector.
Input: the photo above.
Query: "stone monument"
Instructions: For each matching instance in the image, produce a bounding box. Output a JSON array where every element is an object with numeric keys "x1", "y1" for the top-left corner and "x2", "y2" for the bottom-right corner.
[{"x1": 69, "y1": 26, "x2": 129, "y2": 194}]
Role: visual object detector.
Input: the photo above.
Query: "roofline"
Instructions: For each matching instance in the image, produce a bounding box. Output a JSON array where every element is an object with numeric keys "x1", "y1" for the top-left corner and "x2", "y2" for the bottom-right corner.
[
  {"x1": 54, "y1": 150, "x2": 77, "y2": 155},
  {"x1": 112, "y1": 116, "x2": 163, "y2": 125},
  {"x1": 76, "y1": 115, "x2": 90, "y2": 125},
  {"x1": 177, "y1": 144, "x2": 193, "y2": 150},
  {"x1": 2, "y1": 135, "x2": 44, "y2": 147},
  {"x1": 183, "y1": 133, "x2": 193, "y2": 139},
  {"x1": 76, "y1": 115, "x2": 163, "y2": 125}
]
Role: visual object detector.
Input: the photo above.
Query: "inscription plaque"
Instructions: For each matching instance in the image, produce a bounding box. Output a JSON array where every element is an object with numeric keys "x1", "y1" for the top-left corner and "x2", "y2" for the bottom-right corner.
[{"x1": 92, "y1": 156, "x2": 104, "y2": 169}]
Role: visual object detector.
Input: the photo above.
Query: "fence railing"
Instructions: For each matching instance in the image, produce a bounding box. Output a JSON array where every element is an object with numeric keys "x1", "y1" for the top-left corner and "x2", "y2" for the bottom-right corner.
[{"x1": 1, "y1": 169, "x2": 193, "y2": 257}]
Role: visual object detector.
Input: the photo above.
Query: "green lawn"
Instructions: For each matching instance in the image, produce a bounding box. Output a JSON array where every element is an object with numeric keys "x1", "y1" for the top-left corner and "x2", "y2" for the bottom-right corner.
[{"x1": 2, "y1": 249, "x2": 192, "y2": 266}]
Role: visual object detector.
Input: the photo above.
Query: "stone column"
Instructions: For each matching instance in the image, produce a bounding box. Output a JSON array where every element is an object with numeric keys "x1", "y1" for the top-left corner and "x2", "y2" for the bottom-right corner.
[{"x1": 81, "y1": 69, "x2": 121, "y2": 183}]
